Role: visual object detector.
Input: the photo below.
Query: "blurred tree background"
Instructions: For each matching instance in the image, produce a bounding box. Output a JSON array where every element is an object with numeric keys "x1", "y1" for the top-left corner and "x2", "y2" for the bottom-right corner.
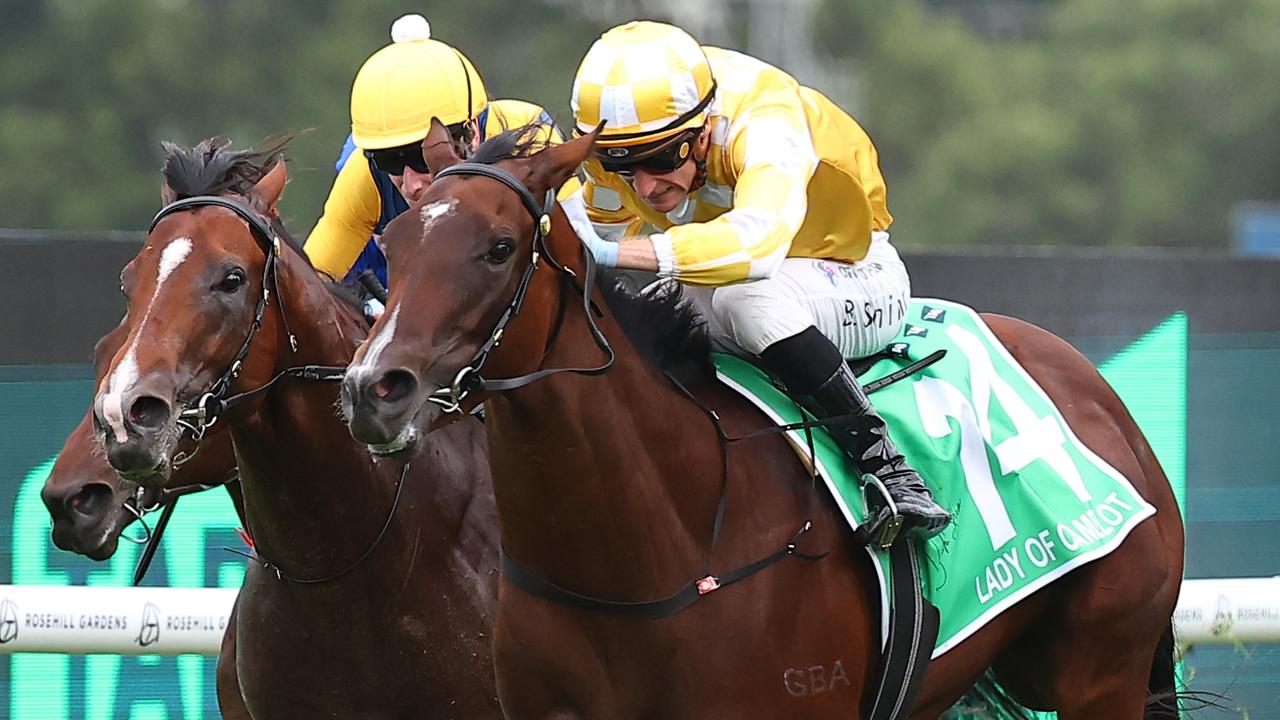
[{"x1": 1, "y1": 0, "x2": 1276, "y2": 250}]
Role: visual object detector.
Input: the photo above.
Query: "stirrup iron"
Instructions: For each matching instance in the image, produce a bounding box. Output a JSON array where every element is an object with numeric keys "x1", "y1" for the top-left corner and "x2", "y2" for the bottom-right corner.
[{"x1": 862, "y1": 473, "x2": 903, "y2": 550}]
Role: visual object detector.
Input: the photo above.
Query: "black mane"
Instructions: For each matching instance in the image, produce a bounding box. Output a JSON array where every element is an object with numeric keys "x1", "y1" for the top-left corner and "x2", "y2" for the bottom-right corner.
[
  {"x1": 161, "y1": 135, "x2": 286, "y2": 200},
  {"x1": 470, "y1": 123, "x2": 555, "y2": 165},
  {"x1": 472, "y1": 127, "x2": 713, "y2": 381},
  {"x1": 159, "y1": 136, "x2": 305, "y2": 255},
  {"x1": 597, "y1": 272, "x2": 713, "y2": 384},
  {"x1": 159, "y1": 137, "x2": 368, "y2": 317}
]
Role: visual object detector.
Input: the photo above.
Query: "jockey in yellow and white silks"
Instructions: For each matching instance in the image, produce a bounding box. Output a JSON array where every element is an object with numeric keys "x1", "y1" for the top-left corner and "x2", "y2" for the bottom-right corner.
[
  {"x1": 304, "y1": 14, "x2": 566, "y2": 299},
  {"x1": 567, "y1": 21, "x2": 949, "y2": 542}
]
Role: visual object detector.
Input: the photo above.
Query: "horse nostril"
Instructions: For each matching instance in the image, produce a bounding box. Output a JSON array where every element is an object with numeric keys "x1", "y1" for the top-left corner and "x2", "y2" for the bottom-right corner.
[
  {"x1": 128, "y1": 396, "x2": 171, "y2": 430},
  {"x1": 65, "y1": 483, "x2": 114, "y2": 521},
  {"x1": 373, "y1": 370, "x2": 417, "y2": 404}
]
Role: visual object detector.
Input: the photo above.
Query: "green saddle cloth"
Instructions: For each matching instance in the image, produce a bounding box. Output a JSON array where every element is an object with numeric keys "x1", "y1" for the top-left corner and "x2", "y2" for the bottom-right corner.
[{"x1": 712, "y1": 298, "x2": 1155, "y2": 656}]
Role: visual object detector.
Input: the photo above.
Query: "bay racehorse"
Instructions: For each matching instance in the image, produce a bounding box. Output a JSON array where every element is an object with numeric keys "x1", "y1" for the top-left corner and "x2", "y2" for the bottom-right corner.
[
  {"x1": 44, "y1": 320, "x2": 251, "y2": 718},
  {"x1": 43, "y1": 323, "x2": 240, "y2": 561},
  {"x1": 342, "y1": 122, "x2": 1184, "y2": 719},
  {"x1": 92, "y1": 139, "x2": 502, "y2": 718}
]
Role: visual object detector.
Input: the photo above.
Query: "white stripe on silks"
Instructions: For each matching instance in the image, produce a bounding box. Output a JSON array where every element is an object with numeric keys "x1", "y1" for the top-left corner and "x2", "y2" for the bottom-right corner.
[
  {"x1": 577, "y1": 43, "x2": 618, "y2": 85},
  {"x1": 100, "y1": 237, "x2": 194, "y2": 442},
  {"x1": 724, "y1": 207, "x2": 780, "y2": 249},
  {"x1": 669, "y1": 35, "x2": 709, "y2": 74},
  {"x1": 743, "y1": 116, "x2": 817, "y2": 176},
  {"x1": 669, "y1": 71, "x2": 699, "y2": 114},
  {"x1": 622, "y1": 47, "x2": 658, "y2": 84},
  {"x1": 603, "y1": 85, "x2": 640, "y2": 130}
]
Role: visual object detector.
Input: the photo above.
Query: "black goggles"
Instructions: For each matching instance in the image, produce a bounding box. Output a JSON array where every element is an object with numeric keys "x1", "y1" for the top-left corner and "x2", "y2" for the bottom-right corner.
[
  {"x1": 365, "y1": 142, "x2": 431, "y2": 176},
  {"x1": 594, "y1": 129, "x2": 698, "y2": 177}
]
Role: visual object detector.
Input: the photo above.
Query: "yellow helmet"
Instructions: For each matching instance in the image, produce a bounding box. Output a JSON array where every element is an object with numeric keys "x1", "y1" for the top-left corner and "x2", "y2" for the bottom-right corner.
[
  {"x1": 571, "y1": 21, "x2": 716, "y2": 147},
  {"x1": 349, "y1": 14, "x2": 487, "y2": 150}
]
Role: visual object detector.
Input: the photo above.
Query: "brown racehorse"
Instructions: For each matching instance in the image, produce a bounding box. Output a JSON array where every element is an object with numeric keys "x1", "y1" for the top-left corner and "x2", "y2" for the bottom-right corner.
[
  {"x1": 43, "y1": 323, "x2": 239, "y2": 561},
  {"x1": 342, "y1": 123, "x2": 1184, "y2": 719},
  {"x1": 92, "y1": 140, "x2": 502, "y2": 718},
  {"x1": 43, "y1": 321, "x2": 251, "y2": 719}
]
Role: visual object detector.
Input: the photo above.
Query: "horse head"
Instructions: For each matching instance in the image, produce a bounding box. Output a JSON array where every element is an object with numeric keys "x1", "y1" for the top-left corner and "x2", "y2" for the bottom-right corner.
[
  {"x1": 45, "y1": 319, "x2": 239, "y2": 559},
  {"x1": 93, "y1": 145, "x2": 295, "y2": 491},
  {"x1": 342, "y1": 120, "x2": 597, "y2": 454}
]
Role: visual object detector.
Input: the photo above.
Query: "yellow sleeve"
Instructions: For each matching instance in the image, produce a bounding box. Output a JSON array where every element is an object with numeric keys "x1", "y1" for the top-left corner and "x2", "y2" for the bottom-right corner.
[
  {"x1": 578, "y1": 161, "x2": 646, "y2": 241},
  {"x1": 653, "y1": 99, "x2": 820, "y2": 287},
  {"x1": 303, "y1": 153, "x2": 381, "y2": 280}
]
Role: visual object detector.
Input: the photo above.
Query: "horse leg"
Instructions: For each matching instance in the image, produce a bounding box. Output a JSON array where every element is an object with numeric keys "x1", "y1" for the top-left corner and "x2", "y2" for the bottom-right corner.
[{"x1": 216, "y1": 599, "x2": 252, "y2": 719}]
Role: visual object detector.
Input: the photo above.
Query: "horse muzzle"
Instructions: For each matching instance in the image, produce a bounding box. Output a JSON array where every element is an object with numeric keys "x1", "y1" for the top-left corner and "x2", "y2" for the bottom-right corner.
[
  {"x1": 94, "y1": 391, "x2": 177, "y2": 489},
  {"x1": 341, "y1": 365, "x2": 430, "y2": 453}
]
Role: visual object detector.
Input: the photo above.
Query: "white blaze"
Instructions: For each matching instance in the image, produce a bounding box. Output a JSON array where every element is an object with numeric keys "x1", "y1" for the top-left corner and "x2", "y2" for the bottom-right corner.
[
  {"x1": 360, "y1": 304, "x2": 401, "y2": 369},
  {"x1": 419, "y1": 200, "x2": 455, "y2": 229},
  {"x1": 100, "y1": 237, "x2": 193, "y2": 442}
]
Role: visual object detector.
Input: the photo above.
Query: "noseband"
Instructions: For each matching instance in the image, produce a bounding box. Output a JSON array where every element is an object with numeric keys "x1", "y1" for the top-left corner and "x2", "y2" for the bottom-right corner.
[{"x1": 425, "y1": 163, "x2": 614, "y2": 411}]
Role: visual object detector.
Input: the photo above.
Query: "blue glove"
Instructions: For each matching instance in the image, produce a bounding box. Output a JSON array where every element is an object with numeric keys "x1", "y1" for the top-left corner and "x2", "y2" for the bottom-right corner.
[{"x1": 583, "y1": 233, "x2": 619, "y2": 268}]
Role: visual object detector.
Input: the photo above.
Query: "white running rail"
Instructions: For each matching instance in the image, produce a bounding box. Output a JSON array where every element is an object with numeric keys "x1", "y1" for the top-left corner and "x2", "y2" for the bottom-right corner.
[{"x1": 0, "y1": 578, "x2": 1275, "y2": 656}]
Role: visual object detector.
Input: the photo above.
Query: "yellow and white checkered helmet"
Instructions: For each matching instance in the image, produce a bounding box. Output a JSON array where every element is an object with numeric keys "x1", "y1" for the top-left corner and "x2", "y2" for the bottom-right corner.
[
  {"x1": 571, "y1": 21, "x2": 716, "y2": 147},
  {"x1": 349, "y1": 14, "x2": 488, "y2": 150}
]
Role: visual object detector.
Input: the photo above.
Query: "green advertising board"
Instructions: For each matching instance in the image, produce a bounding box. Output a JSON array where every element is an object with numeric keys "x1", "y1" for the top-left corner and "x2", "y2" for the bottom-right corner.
[{"x1": 1, "y1": 370, "x2": 244, "y2": 719}]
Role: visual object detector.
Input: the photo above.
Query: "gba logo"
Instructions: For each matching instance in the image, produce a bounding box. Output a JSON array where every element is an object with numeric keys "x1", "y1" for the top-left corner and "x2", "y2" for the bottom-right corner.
[
  {"x1": 137, "y1": 602, "x2": 161, "y2": 647},
  {"x1": 1, "y1": 598, "x2": 18, "y2": 644}
]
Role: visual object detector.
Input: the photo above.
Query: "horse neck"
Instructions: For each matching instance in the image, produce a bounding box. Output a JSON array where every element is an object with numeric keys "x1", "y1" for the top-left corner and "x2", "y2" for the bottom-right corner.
[
  {"x1": 486, "y1": 258, "x2": 727, "y2": 599},
  {"x1": 228, "y1": 251, "x2": 403, "y2": 572}
]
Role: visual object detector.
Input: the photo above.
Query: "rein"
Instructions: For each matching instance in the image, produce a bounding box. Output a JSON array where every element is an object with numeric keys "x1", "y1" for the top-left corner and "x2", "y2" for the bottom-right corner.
[
  {"x1": 425, "y1": 163, "x2": 614, "y2": 413},
  {"x1": 226, "y1": 461, "x2": 412, "y2": 584},
  {"x1": 125, "y1": 475, "x2": 238, "y2": 585},
  {"x1": 143, "y1": 195, "x2": 385, "y2": 585},
  {"x1": 149, "y1": 196, "x2": 324, "y2": 445},
  {"x1": 425, "y1": 161, "x2": 829, "y2": 619}
]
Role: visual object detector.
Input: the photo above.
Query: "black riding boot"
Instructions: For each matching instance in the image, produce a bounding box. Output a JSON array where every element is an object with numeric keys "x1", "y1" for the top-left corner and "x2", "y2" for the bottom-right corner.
[{"x1": 761, "y1": 328, "x2": 951, "y2": 546}]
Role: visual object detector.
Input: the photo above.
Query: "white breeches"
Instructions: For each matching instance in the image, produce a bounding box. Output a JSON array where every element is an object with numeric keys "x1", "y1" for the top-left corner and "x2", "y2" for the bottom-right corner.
[{"x1": 708, "y1": 233, "x2": 911, "y2": 359}]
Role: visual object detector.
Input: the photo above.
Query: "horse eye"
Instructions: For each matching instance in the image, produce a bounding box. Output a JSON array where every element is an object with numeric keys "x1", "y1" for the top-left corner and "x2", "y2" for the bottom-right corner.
[
  {"x1": 216, "y1": 269, "x2": 246, "y2": 293},
  {"x1": 486, "y1": 239, "x2": 515, "y2": 265}
]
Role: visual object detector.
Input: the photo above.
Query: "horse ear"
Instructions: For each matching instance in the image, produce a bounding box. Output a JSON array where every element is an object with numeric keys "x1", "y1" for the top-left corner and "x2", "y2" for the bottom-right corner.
[
  {"x1": 526, "y1": 125, "x2": 599, "y2": 196},
  {"x1": 160, "y1": 179, "x2": 178, "y2": 205},
  {"x1": 250, "y1": 158, "x2": 288, "y2": 212},
  {"x1": 423, "y1": 117, "x2": 463, "y2": 174}
]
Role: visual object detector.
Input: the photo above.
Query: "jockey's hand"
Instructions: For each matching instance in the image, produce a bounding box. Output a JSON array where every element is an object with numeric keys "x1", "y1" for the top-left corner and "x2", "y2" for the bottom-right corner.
[
  {"x1": 363, "y1": 297, "x2": 386, "y2": 323},
  {"x1": 582, "y1": 233, "x2": 619, "y2": 268},
  {"x1": 561, "y1": 191, "x2": 619, "y2": 268}
]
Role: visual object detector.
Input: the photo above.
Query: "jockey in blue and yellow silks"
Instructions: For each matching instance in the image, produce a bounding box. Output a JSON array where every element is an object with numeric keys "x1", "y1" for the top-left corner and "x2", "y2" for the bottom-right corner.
[
  {"x1": 305, "y1": 14, "x2": 563, "y2": 293},
  {"x1": 568, "y1": 21, "x2": 949, "y2": 543}
]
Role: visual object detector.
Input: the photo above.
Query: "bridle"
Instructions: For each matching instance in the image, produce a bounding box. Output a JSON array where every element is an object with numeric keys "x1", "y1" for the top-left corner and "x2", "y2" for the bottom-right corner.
[
  {"x1": 131, "y1": 195, "x2": 354, "y2": 585},
  {"x1": 414, "y1": 161, "x2": 827, "y2": 620},
  {"x1": 425, "y1": 162, "x2": 615, "y2": 413}
]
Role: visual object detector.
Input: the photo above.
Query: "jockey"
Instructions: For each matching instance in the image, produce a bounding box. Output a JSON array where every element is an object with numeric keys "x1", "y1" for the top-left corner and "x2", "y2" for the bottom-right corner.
[
  {"x1": 568, "y1": 21, "x2": 949, "y2": 542},
  {"x1": 305, "y1": 14, "x2": 564, "y2": 295}
]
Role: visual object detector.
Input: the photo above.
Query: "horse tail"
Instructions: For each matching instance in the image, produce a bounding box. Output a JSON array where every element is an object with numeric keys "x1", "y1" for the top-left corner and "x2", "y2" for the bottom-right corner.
[
  {"x1": 1144, "y1": 619, "x2": 1233, "y2": 719},
  {"x1": 1143, "y1": 620, "x2": 1179, "y2": 719}
]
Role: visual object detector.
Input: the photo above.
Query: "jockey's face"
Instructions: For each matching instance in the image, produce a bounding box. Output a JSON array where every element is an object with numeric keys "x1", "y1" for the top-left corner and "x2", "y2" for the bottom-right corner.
[
  {"x1": 392, "y1": 165, "x2": 433, "y2": 204},
  {"x1": 389, "y1": 118, "x2": 481, "y2": 204},
  {"x1": 630, "y1": 128, "x2": 711, "y2": 214}
]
